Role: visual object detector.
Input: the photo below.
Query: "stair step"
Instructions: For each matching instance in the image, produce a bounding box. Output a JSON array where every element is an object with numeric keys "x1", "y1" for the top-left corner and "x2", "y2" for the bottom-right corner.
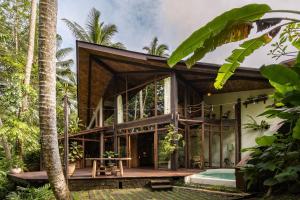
[
  {"x1": 150, "y1": 180, "x2": 171, "y2": 185},
  {"x1": 151, "y1": 185, "x2": 173, "y2": 190}
]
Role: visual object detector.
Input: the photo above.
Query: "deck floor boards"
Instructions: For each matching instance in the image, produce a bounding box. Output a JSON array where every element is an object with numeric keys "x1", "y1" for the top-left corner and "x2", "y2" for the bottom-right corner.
[{"x1": 9, "y1": 168, "x2": 201, "y2": 182}]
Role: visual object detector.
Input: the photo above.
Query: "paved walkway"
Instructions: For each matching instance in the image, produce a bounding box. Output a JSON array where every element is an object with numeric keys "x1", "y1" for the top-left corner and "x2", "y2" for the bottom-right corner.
[{"x1": 72, "y1": 187, "x2": 238, "y2": 200}]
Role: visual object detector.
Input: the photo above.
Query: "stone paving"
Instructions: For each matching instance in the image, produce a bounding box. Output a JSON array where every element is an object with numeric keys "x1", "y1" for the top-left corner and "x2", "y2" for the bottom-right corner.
[{"x1": 72, "y1": 187, "x2": 239, "y2": 200}]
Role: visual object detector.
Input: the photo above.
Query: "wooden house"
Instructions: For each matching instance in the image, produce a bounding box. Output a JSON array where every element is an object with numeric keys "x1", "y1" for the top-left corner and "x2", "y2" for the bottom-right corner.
[{"x1": 72, "y1": 41, "x2": 272, "y2": 171}]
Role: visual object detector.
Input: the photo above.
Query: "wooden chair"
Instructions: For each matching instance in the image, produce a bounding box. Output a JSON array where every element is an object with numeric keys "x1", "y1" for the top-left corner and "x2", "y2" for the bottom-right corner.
[
  {"x1": 191, "y1": 156, "x2": 203, "y2": 169},
  {"x1": 111, "y1": 165, "x2": 121, "y2": 176},
  {"x1": 97, "y1": 165, "x2": 106, "y2": 176}
]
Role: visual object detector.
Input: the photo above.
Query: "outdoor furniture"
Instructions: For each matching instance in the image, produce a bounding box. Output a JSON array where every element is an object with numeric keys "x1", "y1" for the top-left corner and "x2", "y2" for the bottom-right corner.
[
  {"x1": 191, "y1": 156, "x2": 203, "y2": 169},
  {"x1": 86, "y1": 158, "x2": 131, "y2": 178}
]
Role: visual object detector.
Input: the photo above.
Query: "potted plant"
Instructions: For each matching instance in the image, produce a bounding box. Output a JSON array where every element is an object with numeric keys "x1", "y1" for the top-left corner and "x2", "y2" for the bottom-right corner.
[
  {"x1": 60, "y1": 142, "x2": 83, "y2": 176},
  {"x1": 9, "y1": 156, "x2": 24, "y2": 174},
  {"x1": 161, "y1": 124, "x2": 185, "y2": 169},
  {"x1": 103, "y1": 151, "x2": 118, "y2": 167}
]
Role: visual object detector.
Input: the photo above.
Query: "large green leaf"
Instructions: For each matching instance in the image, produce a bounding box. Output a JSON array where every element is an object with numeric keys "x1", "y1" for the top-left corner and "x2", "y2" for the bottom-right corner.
[
  {"x1": 255, "y1": 135, "x2": 276, "y2": 146},
  {"x1": 292, "y1": 118, "x2": 300, "y2": 139},
  {"x1": 261, "y1": 64, "x2": 300, "y2": 86},
  {"x1": 185, "y1": 23, "x2": 253, "y2": 68},
  {"x1": 168, "y1": 4, "x2": 271, "y2": 67},
  {"x1": 214, "y1": 34, "x2": 271, "y2": 89}
]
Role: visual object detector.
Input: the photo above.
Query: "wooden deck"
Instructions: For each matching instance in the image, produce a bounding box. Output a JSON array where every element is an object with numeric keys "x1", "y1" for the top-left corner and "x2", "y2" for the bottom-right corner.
[{"x1": 9, "y1": 168, "x2": 201, "y2": 187}]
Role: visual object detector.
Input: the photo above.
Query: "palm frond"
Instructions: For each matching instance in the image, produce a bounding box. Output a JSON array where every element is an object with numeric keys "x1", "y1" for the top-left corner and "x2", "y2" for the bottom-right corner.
[
  {"x1": 101, "y1": 24, "x2": 118, "y2": 45},
  {"x1": 87, "y1": 8, "x2": 102, "y2": 44},
  {"x1": 143, "y1": 37, "x2": 169, "y2": 56},
  {"x1": 62, "y1": 18, "x2": 90, "y2": 41},
  {"x1": 56, "y1": 48, "x2": 73, "y2": 61},
  {"x1": 111, "y1": 42, "x2": 126, "y2": 49}
]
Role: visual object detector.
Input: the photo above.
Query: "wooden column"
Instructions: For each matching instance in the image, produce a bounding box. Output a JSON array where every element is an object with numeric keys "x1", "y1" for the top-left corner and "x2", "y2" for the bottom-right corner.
[
  {"x1": 170, "y1": 73, "x2": 178, "y2": 170},
  {"x1": 220, "y1": 105, "x2": 223, "y2": 168},
  {"x1": 63, "y1": 95, "x2": 69, "y2": 183},
  {"x1": 87, "y1": 56, "x2": 92, "y2": 125},
  {"x1": 125, "y1": 75, "x2": 130, "y2": 167},
  {"x1": 201, "y1": 101, "x2": 205, "y2": 169},
  {"x1": 113, "y1": 77, "x2": 118, "y2": 153},
  {"x1": 184, "y1": 87, "x2": 188, "y2": 168},
  {"x1": 187, "y1": 125, "x2": 191, "y2": 168},
  {"x1": 154, "y1": 77, "x2": 158, "y2": 169},
  {"x1": 82, "y1": 136, "x2": 85, "y2": 168},
  {"x1": 154, "y1": 124, "x2": 158, "y2": 169},
  {"x1": 209, "y1": 124, "x2": 212, "y2": 167},
  {"x1": 100, "y1": 133, "x2": 104, "y2": 164},
  {"x1": 235, "y1": 98, "x2": 242, "y2": 163}
]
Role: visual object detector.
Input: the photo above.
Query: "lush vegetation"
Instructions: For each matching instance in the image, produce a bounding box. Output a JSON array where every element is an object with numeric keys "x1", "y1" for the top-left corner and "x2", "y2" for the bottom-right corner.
[
  {"x1": 243, "y1": 59, "x2": 300, "y2": 195},
  {"x1": 169, "y1": 3, "x2": 300, "y2": 197}
]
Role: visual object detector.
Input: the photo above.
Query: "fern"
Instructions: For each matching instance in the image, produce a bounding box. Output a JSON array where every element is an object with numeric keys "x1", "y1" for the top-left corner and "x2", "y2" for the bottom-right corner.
[{"x1": 168, "y1": 4, "x2": 271, "y2": 67}]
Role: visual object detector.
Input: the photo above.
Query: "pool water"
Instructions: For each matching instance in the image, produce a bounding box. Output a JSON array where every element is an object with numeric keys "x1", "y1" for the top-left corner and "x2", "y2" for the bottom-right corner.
[
  {"x1": 197, "y1": 170, "x2": 235, "y2": 180},
  {"x1": 186, "y1": 169, "x2": 236, "y2": 187}
]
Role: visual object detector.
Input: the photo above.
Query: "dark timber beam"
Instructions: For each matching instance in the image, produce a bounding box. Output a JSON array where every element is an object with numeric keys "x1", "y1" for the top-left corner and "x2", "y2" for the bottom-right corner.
[
  {"x1": 116, "y1": 114, "x2": 172, "y2": 130},
  {"x1": 113, "y1": 76, "x2": 118, "y2": 153},
  {"x1": 235, "y1": 98, "x2": 242, "y2": 163},
  {"x1": 91, "y1": 55, "x2": 116, "y2": 74},
  {"x1": 86, "y1": 55, "x2": 92, "y2": 124}
]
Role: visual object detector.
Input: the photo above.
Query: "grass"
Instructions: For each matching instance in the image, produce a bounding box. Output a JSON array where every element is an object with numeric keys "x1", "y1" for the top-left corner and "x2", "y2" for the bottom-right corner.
[{"x1": 71, "y1": 187, "x2": 239, "y2": 200}]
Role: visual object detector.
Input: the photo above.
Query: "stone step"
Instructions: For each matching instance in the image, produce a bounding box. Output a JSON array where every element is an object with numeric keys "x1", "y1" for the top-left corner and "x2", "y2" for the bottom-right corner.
[
  {"x1": 151, "y1": 185, "x2": 173, "y2": 190},
  {"x1": 150, "y1": 179, "x2": 171, "y2": 185}
]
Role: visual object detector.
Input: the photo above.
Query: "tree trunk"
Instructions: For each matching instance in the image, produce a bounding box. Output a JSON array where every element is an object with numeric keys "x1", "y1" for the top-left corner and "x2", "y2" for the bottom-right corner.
[
  {"x1": 0, "y1": 119, "x2": 12, "y2": 160},
  {"x1": 23, "y1": 0, "x2": 37, "y2": 111},
  {"x1": 14, "y1": 0, "x2": 19, "y2": 54},
  {"x1": 38, "y1": 0, "x2": 70, "y2": 199}
]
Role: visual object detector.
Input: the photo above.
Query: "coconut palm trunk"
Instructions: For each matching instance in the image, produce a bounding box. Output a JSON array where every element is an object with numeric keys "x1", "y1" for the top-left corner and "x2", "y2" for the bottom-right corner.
[
  {"x1": 38, "y1": 0, "x2": 70, "y2": 199},
  {"x1": 23, "y1": 0, "x2": 37, "y2": 111}
]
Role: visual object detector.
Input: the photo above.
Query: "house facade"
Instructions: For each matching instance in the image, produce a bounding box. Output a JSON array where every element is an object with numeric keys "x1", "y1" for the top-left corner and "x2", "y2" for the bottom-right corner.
[{"x1": 72, "y1": 41, "x2": 273, "y2": 170}]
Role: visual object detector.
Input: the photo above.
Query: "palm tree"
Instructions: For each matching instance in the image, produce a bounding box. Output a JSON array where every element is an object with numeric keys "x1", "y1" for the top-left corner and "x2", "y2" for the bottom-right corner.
[
  {"x1": 38, "y1": 0, "x2": 70, "y2": 199},
  {"x1": 23, "y1": 0, "x2": 37, "y2": 111},
  {"x1": 143, "y1": 37, "x2": 169, "y2": 57},
  {"x1": 63, "y1": 8, "x2": 125, "y2": 49}
]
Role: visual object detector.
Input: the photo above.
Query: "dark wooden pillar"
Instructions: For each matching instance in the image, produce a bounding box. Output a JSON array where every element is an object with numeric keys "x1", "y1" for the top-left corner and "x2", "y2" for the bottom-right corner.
[
  {"x1": 113, "y1": 77, "x2": 118, "y2": 153},
  {"x1": 63, "y1": 95, "x2": 69, "y2": 183},
  {"x1": 184, "y1": 87, "x2": 188, "y2": 168},
  {"x1": 209, "y1": 124, "x2": 212, "y2": 167},
  {"x1": 171, "y1": 73, "x2": 178, "y2": 170},
  {"x1": 86, "y1": 56, "x2": 93, "y2": 126},
  {"x1": 201, "y1": 101, "x2": 205, "y2": 169},
  {"x1": 220, "y1": 105, "x2": 223, "y2": 168},
  {"x1": 235, "y1": 98, "x2": 242, "y2": 163},
  {"x1": 82, "y1": 136, "x2": 85, "y2": 168},
  {"x1": 154, "y1": 77, "x2": 158, "y2": 169}
]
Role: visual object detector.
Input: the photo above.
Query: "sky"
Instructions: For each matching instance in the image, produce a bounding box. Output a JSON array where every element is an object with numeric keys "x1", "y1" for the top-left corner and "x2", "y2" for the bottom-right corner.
[{"x1": 57, "y1": 0, "x2": 300, "y2": 68}]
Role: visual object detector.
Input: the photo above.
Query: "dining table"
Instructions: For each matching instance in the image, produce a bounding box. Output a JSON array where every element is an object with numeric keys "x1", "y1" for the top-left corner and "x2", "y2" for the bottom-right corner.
[{"x1": 85, "y1": 157, "x2": 131, "y2": 178}]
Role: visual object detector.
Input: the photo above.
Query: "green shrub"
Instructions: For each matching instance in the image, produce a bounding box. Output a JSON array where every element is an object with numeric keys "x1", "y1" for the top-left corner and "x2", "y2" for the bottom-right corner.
[
  {"x1": 23, "y1": 149, "x2": 40, "y2": 171},
  {"x1": 243, "y1": 62, "x2": 300, "y2": 195},
  {"x1": 6, "y1": 184, "x2": 54, "y2": 200}
]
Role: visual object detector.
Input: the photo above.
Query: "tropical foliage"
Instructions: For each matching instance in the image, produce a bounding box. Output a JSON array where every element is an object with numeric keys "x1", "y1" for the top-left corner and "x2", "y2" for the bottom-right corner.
[
  {"x1": 160, "y1": 124, "x2": 185, "y2": 159},
  {"x1": 168, "y1": 4, "x2": 300, "y2": 89},
  {"x1": 6, "y1": 184, "x2": 54, "y2": 200},
  {"x1": 143, "y1": 37, "x2": 169, "y2": 57},
  {"x1": 63, "y1": 8, "x2": 125, "y2": 49},
  {"x1": 243, "y1": 60, "x2": 300, "y2": 195}
]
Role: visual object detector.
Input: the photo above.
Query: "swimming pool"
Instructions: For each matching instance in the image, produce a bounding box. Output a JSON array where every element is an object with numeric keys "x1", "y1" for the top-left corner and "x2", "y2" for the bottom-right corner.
[{"x1": 185, "y1": 169, "x2": 236, "y2": 187}]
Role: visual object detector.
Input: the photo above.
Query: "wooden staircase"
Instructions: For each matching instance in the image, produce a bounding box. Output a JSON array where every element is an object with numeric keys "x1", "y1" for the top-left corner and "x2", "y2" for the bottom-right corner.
[{"x1": 150, "y1": 179, "x2": 173, "y2": 191}]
